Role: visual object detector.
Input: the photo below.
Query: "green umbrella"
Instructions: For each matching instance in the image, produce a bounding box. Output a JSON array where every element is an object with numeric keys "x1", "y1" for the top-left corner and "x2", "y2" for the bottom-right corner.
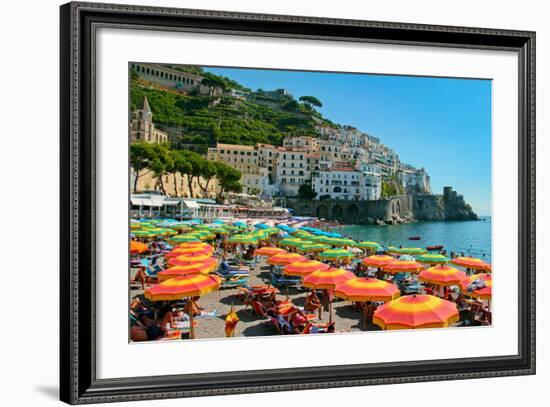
[
  {"x1": 393, "y1": 247, "x2": 427, "y2": 255},
  {"x1": 228, "y1": 234, "x2": 259, "y2": 245},
  {"x1": 297, "y1": 243, "x2": 331, "y2": 253},
  {"x1": 279, "y1": 237, "x2": 307, "y2": 247},
  {"x1": 131, "y1": 230, "x2": 156, "y2": 238},
  {"x1": 416, "y1": 253, "x2": 450, "y2": 264},
  {"x1": 169, "y1": 234, "x2": 201, "y2": 243},
  {"x1": 355, "y1": 241, "x2": 381, "y2": 249},
  {"x1": 319, "y1": 248, "x2": 354, "y2": 260}
]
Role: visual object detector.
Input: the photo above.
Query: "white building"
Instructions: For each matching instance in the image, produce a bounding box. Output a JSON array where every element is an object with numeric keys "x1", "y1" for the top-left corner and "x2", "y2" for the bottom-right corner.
[
  {"x1": 275, "y1": 150, "x2": 309, "y2": 196},
  {"x1": 401, "y1": 168, "x2": 431, "y2": 194},
  {"x1": 312, "y1": 165, "x2": 381, "y2": 201},
  {"x1": 282, "y1": 135, "x2": 318, "y2": 152}
]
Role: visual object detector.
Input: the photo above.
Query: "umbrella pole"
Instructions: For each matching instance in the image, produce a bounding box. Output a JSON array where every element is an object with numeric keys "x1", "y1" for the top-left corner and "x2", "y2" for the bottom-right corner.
[
  {"x1": 329, "y1": 301, "x2": 333, "y2": 324},
  {"x1": 189, "y1": 311, "x2": 195, "y2": 339}
]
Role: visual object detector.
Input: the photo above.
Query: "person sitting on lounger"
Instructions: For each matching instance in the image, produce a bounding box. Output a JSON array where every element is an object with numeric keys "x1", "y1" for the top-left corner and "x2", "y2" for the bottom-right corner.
[{"x1": 305, "y1": 291, "x2": 322, "y2": 317}]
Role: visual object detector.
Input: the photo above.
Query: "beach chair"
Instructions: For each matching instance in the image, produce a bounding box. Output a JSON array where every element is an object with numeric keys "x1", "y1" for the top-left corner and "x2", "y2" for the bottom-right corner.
[
  {"x1": 220, "y1": 275, "x2": 249, "y2": 289},
  {"x1": 250, "y1": 300, "x2": 268, "y2": 318},
  {"x1": 270, "y1": 270, "x2": 301, "y2": 289}
]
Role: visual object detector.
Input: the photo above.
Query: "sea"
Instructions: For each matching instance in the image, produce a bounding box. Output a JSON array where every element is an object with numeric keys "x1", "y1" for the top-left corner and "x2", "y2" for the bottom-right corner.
[{"x1": 335, "y1": 216, "x2": 492, "y2": 262}]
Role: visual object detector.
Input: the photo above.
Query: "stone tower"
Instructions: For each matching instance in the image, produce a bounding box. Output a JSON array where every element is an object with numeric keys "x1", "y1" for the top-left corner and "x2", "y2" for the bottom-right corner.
[{"x1": 129, "y1": 96, "x2": 168, "y2": 144}]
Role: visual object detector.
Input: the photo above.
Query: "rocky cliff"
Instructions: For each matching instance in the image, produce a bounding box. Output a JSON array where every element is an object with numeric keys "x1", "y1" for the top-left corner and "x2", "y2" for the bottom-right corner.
[{"x1": 412, "y1": 187, "x2": 478, "y2": 221}]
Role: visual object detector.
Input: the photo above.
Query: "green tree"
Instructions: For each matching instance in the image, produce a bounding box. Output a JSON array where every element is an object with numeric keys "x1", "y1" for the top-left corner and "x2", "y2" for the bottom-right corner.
[
  {"x1": 170, "y1": 150, "x2": 192, "y2": 197},
  {"x1": 299, "y1": 95, "x2": 323, "y2": 110},
  {"x1": 130, "y1": 142, "x2": 157, "y2": 193},
  {"x1": 213, "y1": 161, "x2": 242, "y2": 198},
  {"x1": 298, "y1": 184, "x2": 317, "y2": 200},
  {"x1": 149, "y1": 144, "x2": 173, "y2": 195}
]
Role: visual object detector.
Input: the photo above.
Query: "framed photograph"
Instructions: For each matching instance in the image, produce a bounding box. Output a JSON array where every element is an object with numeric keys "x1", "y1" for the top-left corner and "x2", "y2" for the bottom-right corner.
[{"x1": 60, "y1": 1, "x2": 535, "y2": 404}]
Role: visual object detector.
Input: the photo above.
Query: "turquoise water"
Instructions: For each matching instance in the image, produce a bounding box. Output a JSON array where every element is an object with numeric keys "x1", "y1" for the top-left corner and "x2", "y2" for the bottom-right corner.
[{"x1": 336, "y1": 217, "x2": 492, "y2": 262}]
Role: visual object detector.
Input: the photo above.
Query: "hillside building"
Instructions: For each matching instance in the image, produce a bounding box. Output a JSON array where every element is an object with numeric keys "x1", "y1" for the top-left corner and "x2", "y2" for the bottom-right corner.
[{"x1": 129, "y1": 96, "x2": 169, "y2": 144}]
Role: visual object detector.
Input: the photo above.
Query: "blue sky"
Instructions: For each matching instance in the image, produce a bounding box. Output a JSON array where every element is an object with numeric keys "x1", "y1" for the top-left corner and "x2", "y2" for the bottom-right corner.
[{"x1": 205, "y1": 66, "x2": 492, "y2": 216}]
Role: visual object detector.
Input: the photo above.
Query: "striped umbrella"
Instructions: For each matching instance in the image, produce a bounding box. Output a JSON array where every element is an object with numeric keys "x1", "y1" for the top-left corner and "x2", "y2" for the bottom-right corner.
[
  {"x1": 228, "y1": 234, "x2": 259, "y2": 245},
  {"x1": 168, "y1": 254, "x2": 217, "y2": 268},
  {"x1": 416, "y1": 254, "x2": 450, "y2": 265},
  {"x1": 383, "y1": 260, "x2": 424, "y2": 274},
  {"x1": 130, "y1": 241, "x2": 148, "y2": 254},
  {"x1": 318, "y1": 248, "x2": 354, "y2": 261},
  {"x1": 144, "y1": 274, "x2": 221, "y2": 301},
  {"x1": 334, "y1": 278, "x2": 400, "y2": 302},
  {"x1": 362, "y1": 255, "x2": 395, "y2": 268},
  {"x1": 283, "y1": 260, "x2": 330, "y2": 277},
  {"x1": 131, "y1": 230, "x2": 156, "y2": 238},
  {"x1": 169, "y1": 234, "x2": 201, "y2": 244},
  {"x1": 267, "y1": 252, "x2": 307, "y2": 266},
  {"x1": 460, "y1": 273, "x2": 492, "y2": 300},
  {"x1": 278, "y1": 237, "x2": 307, "y2": 247},
  {"x1": 157, "y1": 264, "x2": 216, "y2": 281},
  {"x1": 355, "y1": 241, "x2": 382, "y2": 250},
  {"x1": 419, "y1": 265, "x2": 467, "y2": 287},
  {"x1": 373, "y1": 294, "x2": 459, "y2": 330},
  {"x1": 165, "y1": 245, "x2": 214, "y2": 258},
  {"x1": 392, "y1": 247, "x2": 427, "y2": 255},
  {"x1": 302, "y1": 268, "x2": 355, "y2": 290},
  {"x1": 254, "y1": 247, "x2": 287, "y2": 257},
  {"x1": 328, "y1": 238, "x2": 356, "y2": 247},
  {"x1": 451, "y1": 257, "x2": 492, "y2": 272},
  {"x1": 177, "y1": 241, "x2": 210, "y2": 248},
  {"x1": 297, "y1": 243, "x2": 331, "y2": 253}
]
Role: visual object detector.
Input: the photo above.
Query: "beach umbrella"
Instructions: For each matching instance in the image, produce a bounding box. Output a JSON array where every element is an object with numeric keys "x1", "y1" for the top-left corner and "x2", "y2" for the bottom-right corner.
[
  {"x1": 145, "y1": 274, "x2": 221, "y2": 301},
  {"x1": 278, "y1": 237, "x2": 306, "y2": 247},
  {"x1": 228, "y1": 234, "x2": 259, "y2": 245},
  {"x1": 283, "y1": 260, "x2": 330, "y2": 277},
  {"x1": 263, "y1": 227, "x2": 281, "y2": 236},
  {"x1": 451, "y1": 257, "x2": 492, "y2": 272},
  {"x1": 326, "y1": 238, "x2": 356, "y2": 247},
  {"x1": 190, "y1": 230, "x2": 216, "y2": 240},
  {"x1": 362, "y1": 255, "x2": 395, "y2": 268},
  {"x1": 157, "y1": 263, "x2": 216, "y2": 281},
  {"x1": 334, "y1": 278, "x2": 400, "y2": 302},
  {"x1": 254, "y1": 247, "x2": 287, "y2": 257},
  {"x1": 254, "y1": 223, "x2": 269, "y2": 229},
  {"x1": 131, "y1": 230, "x2": 156, "y2": 238},
  {"x1": 267, "y1": 252, "x2": 307, "y2": 266},
  {"x1": 302, "y1": 268, "x2": 354, "y2": 290},
  {"x1": 130, "y1": 241, "x2": 148, "y2": 254},
  {"x1": 416, "y1": 254, "x2": 450, "y2": 265},
  {"x1": 297, "y1": 243, "x2": 331, "y2": 253},
  {"x1": 165, "y1": 245, "x2": 214, "y2": 258},
  {"x1": 419, "y1": 265, "x2": 467, "y2": 287},
  {"x1": 205, "y1": 227, "x2": 229, "y2": 235},
  {"x1": 355, "y1": 241, "x2": 381, "y2": 250},
  {"x1": 233, "y1": 221, "x2": 247, "y2": 228},
  {"x1": 383, "y1": 260, "x2": 424, "y2": 274},
  {"x1": 460, "y1": 273, "x2": 492, "y2": 300},
  {"x1": 176, "y1": 241, "x2": 210, "y2": 249},
  {"x1": 318, "y1": 248, "x2": 354, "y2": 261},
  {"x1": 169, "y1": 234, "x2": 201, "y2": 244},
  {"x1": 373, "y1": 294, "x2": 459, "y2": 330},
  {"x1": 393, "y1": 247, "x2": 427, "y2": 255},
  {"x1": 168, "y1": 254, "x2": 217, "y2": 268},
  {"x1": 145, "y1": 274, "x2": 222, "y2": 339}
]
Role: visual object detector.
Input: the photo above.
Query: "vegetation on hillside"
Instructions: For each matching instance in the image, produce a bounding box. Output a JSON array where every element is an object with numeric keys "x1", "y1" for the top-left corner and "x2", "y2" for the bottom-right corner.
[
  {"x1": 130, "y1": 67, "x2": 337, "y2": 150},
  {"x1": 381, "y1": 174, "x2": 405, "y2": 198}
]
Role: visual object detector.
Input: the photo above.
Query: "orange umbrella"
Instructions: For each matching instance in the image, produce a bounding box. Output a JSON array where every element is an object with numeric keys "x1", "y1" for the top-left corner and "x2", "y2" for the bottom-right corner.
[
  {"x1": 302, "y1": 268, "x2": 354, "y2": 290},
  {"x1": 267, "y1": 252, "x2": 307, "y2": 266},
  {"x1": 168, "y1": 255, "x2": 217, "y2": 268},
  {"x1": 383, "y1": 260, "x2": 424, "y2": 274},
  {"x1": 419, "y1": 265, "x2": 468, "y2": 287},
  {"x1": 362, "y1": 255, "x2": 395, "y2": 268},
  {"x1": 177, "y1": 241, "x2": 209, "y2": 248},
  {"x1": 283, "y1": 260, "x2": 330, "y2": 277},
  {"x1": 335, "y1": 278, "x2": 400, "y2": 302},
  {"x1": 165, "y1": 245, "x2": 214, "y2": 258},
  {"x1": 157, "y1": 263, "x2": 216, "y2": 281},
  {"x1": 254, "y1": 247, "x2": 287, "y2": 257},
  {"x1": 460, "y1": 273, "x2": 492, "y2": 300},
  {"x1": 130, "y1": 240, "x2": 148, "y2": 254},
  {"x1": 451, "y1": 257, "x2": 491, "y2": 272},
  {"x1": 144, "y1": 274, "x2": 222, "y2": 301},
  {"x1": 373, "y1": 294, "x2": 459, "y2": 330}
]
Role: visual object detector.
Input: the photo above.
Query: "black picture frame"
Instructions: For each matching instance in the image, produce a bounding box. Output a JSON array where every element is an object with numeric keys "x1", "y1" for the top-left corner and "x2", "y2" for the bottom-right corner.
[{"x1": 60, "y1": 2, "x2": 536, "y2": 404}]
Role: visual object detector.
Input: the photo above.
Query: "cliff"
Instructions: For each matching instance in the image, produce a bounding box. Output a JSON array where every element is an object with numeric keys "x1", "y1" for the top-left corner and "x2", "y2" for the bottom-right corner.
[{"x1": 412, "y1": 187, "x2": 478, "y2": 221}]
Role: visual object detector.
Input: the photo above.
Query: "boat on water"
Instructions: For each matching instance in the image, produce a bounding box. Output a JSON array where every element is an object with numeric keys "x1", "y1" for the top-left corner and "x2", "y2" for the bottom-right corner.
[
  {"x1": 408, "y1": 236, "x2": 421, "y2": 240},
  {"x1": 426, "y1": 245, "x2": 444, "y2": 251}
]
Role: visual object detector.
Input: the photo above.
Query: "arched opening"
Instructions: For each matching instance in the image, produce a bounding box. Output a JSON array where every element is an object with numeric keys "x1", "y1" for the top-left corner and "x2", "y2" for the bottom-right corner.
[
  {"x1": 348, "y1": 204, "x2": 359, "y2": 220},
  {"x1": 333, "y1": 186, "x2": 342, "y2": 193},
  {"x1": 316, "y1": 205, "x2": 328, "y2": 219},
  {"x1": 332, "y1": 204, "x2": 344, "y2": 220}
]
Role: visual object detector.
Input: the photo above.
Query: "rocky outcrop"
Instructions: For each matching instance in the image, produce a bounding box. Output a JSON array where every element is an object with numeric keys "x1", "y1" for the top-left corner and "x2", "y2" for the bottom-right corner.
[{"x1": 413, "y1": 187, "x2": 477, "y2": 221}]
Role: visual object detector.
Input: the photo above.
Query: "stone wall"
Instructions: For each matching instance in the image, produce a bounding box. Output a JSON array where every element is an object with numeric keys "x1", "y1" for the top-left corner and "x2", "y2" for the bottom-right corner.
[
  {"x1": 287, "y1": 195, "x2": 413, "y2": 225},
  {"x1": 288, "y1": 187, "x2": 477, "y2": 224}
]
